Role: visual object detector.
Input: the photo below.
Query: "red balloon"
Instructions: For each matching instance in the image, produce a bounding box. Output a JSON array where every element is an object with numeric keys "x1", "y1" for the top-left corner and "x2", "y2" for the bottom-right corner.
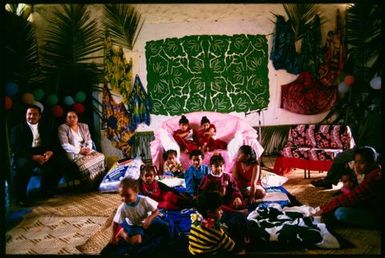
[
  {"x1": 344, "y1": 75, "x2": 355, "y2": 87},
  {"x1": 52, "y1": 105, "x2": 64, "y2": 117},
  {"x1": 5, "y1": 96, "x2": 13, "y2": 110},
  {"x1": 73, "y1": 103, "x2": 85, "y2": 114}
]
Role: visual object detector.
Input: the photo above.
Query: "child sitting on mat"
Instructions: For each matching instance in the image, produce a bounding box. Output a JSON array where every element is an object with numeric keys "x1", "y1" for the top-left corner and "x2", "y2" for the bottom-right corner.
[
  {"x1": 110, "y1": 178, "x2": 163, "y2": 246},
  {"x1": 162, "y1": 149, "x2": 184, "y2": 177},
  {"x1": 232, "y1": 145, "x2": 266, "y2": 205},
  {"x1": 139, "y1": 164, "x2": 192, "y2": 210},
  {"x1": 184, "y1": 149, "x2": 210, "y2": 199},
  {"x1": 198, "y1": 154, "x2": 247, "y2": 215}
]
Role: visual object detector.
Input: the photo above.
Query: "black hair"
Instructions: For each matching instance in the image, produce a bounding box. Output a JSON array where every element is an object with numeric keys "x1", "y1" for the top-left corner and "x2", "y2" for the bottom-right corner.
[
  {"x1": 66, "y1": 110, "x2": 79, "y2": 116},
  {"x1": 119, "y1": 177, "x2": 139, "y2": 192},
  {"x1": 140, "y1": 164, "x2": 158, "y2": 177},
  {"x1": 190, "y1": 149, "x2": 204, "y2": 159},
  {"x1": 340, "y1": 168, "x2": 358, "y2": 186},
  {"x1": 196, "y1": 191, "x2": 222, "y2": 218},
  {"x1": 179, "y1": 115, "x2": 189, "y2": 125},
  {"x1": 210, "y1": 154, "x2": 225, "y2": 166},
  {"x1": 163, "y1": 149, "x2": 178, "y2": 161},
  {"x1": 26, "y1": 104, "x2": 42, "y2": 114},
  {"x1": 200, "y1": 116, "x2": 210, "y2": 125},
  {"x1": 354, "y1": 146, "x2": 378, "y2": 164},
  {"x1": 239, "y1": 145, "x2": 258, "y2": 165}
]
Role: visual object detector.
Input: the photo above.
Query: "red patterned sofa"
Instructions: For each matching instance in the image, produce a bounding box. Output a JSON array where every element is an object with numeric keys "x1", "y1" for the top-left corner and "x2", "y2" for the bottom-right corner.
[{"x1": 273, "y1": 124, "x2": 355, "y2": 178}]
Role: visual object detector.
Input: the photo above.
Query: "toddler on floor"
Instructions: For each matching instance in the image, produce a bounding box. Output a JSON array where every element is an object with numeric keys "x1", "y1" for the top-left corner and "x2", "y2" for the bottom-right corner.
[{"x1": 184, "y1": 149, "x2": 210, "y2": 199}]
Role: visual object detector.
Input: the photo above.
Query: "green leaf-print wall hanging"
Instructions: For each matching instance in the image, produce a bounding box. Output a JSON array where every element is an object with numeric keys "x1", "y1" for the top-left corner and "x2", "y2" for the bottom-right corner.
[{"x1": 146, "y1": 34, "x2": 269, "y2": 115}]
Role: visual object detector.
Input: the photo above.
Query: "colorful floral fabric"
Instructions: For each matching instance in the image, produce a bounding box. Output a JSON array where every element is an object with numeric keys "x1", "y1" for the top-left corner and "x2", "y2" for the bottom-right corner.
[{"x1": 281, "y1": 124, "x2": 355, "y2": 161}]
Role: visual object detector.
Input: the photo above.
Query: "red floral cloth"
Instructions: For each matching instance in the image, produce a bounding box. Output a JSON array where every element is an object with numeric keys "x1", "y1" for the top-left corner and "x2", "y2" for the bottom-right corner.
[{"x1": 281, "y1": 72, "x2": 337, "y2": 115}]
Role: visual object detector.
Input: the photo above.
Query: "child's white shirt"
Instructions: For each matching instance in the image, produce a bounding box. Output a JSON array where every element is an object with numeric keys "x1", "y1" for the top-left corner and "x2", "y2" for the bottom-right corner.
[{"x1": 113, "y1": 195, "x2": 158, "y2": 226}]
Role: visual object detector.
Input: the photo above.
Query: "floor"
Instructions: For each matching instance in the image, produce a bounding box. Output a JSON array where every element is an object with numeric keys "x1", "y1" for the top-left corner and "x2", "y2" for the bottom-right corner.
[{"x1": 5, "y1": 156, "x2": 381, "y2": 255}]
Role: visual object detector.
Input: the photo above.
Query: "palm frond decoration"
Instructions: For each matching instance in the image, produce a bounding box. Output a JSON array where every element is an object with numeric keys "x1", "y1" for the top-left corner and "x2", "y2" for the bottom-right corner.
[
  {"x1": 345, "y1": 3, "x2": 381, "y2": 84},
  {"x1": 282, "y1": 3, "x2": 323, "y2": 42},
  {"x1": 103, "y1": 4, "x2": 144, "y2": 50},
  {"x1": 322, "y1": 3, "x2": 382, "y2": 147},
  {"x1": 39, "y1": 4, "x2": 104, "y2": 75},
  {"x1": 4, "y1": 6, "x2": 41, "y2": 86}
]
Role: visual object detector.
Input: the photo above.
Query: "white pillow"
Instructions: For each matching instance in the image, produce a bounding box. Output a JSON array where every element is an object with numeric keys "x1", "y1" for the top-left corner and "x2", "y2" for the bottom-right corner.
[{"x1": 260, "y1": 171, "x2": 288, "y2": 187}]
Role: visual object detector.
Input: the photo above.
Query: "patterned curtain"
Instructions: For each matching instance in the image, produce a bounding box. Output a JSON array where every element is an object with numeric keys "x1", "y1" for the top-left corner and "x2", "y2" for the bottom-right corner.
[{"x1": 130, "y1": 131, "x2": 154, "y2": 163}]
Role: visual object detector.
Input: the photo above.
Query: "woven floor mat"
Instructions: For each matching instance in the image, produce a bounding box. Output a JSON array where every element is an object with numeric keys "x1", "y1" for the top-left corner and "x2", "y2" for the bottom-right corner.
[
  {"x1": 29, "y1": 191, "x2": 121, "y2": 217},
  {"x1": 77, "y1": 210, "x2": 115, "y2": 254},
  {"x1": 6, "y1": 215, "x2": 107, "y2": 254}
]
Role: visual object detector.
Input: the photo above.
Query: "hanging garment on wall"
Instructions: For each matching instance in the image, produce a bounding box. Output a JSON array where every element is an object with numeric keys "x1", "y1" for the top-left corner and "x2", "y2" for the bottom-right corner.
[
  {"x1": 145, "y1": 34, "x2": 269, "y2": 115},
  {"x1": 128, "y1": 75, "x2": 151, "y2": 131},
  {"x1": 319, "y1": 12, "x2": 346, "y2": 87},
  {"x1": 102, "y1": 84, "x2": 134, "y2": 157},
  {"x1": 280, "y1": 72, "x2": 337, "y2": 115},
  {"x1": 270, "y1": 15, "x2": 300, "y2": 75},
  {"x1": 104, "y1": 36, "x2": 133, "y2": 102}
]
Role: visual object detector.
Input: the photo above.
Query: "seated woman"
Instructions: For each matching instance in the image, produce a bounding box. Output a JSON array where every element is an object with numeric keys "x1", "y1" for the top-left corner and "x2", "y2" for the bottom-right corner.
[
  {"x1": 232, "y1": 145, "x2": 266, "y2": 205},
  {"x1": 199, "y1": 154, "x2": 247, "y2": 215},
  {"x1": 197, "y1": 116, "x2": 227, "y2": 153},
  {"x1": 58, "y1": 111, "x2": 105, "y2": 188},
  {"x1": 314, "y1": 146, "x2": 382, "y2": 228},
  {"x1": 172, "y1": 115, "x2": 198, "y2": 154}
]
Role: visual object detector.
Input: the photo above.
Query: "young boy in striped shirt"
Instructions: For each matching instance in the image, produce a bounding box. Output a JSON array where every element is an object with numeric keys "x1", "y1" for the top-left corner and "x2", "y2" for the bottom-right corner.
[{"x1": 188, "y1": 191, "x2": 245, "y2": 255}]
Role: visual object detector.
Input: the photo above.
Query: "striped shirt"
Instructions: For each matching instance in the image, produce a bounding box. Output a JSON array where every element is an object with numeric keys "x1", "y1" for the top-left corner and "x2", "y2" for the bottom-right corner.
[{"x1": 188, "y1": 214, "x2": 235, "y2": 255}]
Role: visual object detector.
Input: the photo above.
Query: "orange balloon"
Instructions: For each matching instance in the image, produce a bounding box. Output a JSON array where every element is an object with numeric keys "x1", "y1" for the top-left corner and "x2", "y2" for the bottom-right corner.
[
  {"x1": 344, "y1": 75, "x2": 355, "y2": 87},
  {"x1": 5, "y1": 96, "x2": 13, "y2": 110},
  {"x1": 22, "y1": 93, "x2": 35, "y2": 104}
]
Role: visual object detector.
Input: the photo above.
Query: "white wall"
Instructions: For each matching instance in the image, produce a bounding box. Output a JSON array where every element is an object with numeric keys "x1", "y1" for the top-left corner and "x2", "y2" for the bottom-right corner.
[{"x1": 123, "y1": 3, "x2": 350, "y2": 131}]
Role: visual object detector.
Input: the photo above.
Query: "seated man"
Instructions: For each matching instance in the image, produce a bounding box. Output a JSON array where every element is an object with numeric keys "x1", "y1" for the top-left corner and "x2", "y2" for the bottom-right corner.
[{"x1": 10, "y1": 104, "x2": 73, "y2": 206}]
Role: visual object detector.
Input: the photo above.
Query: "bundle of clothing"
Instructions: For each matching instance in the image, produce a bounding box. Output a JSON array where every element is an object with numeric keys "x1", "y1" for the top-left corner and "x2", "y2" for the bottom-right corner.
[{"x1": 247, "y1": 203, "x2": 340, "y2": 250}]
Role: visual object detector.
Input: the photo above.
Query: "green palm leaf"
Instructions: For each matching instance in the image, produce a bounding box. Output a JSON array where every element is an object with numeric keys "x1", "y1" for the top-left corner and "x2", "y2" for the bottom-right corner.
[
  {"x1": 4, "y1": 8, "x2": 41, "y2": 85},
  {"x1": 40, "y1": 4, "x2": 104, "y2": 73},
  {"x1": 103, "y1": 4, "x2": 143, "y2": 50},
  {"x1": 282, "y1": 4, "x2": 323, "y2": 42}
]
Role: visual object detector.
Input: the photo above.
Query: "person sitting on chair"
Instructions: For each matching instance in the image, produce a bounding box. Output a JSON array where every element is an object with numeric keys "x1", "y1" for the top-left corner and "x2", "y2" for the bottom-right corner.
[{"x1": 10, "y1": 105, "x2": 72, "y2": 206}]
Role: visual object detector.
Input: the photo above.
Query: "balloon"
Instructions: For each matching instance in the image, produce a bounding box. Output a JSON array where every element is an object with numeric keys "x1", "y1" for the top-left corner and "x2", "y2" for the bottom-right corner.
[
  {"x1": 33, "y1": 101, "x2": 44, "y2": 113},
  {"x1": 52, "y1": 105, "x2": 64, "y2": 117},
  {"x1": 63, "y1": 96, "x2": 75, "y2": 105},
  {"x1": 338, "y1": 82, "x2": 349, "y2": 94},
  {"x1": 4, "y1": 96, "x2": 13, "y2": 110},
  {"x1": 73, "y1": 103, "x2": 85, "y2": 114},
  {"x1": 5, "y1": 82, "x2": 19, "y2": 96},
  {"x1": 33, "y1": 88, "x2": 45, "y2": 100},
  {"x1": 75, "y1": 91, "x2": 86, "y2": 102},
  {"x1": 344, "y1": 75, "x2": 355, "y2": 87},
  {"x1": 46, "y1": 94, "x2": 58, "y2": 105},
  {"x1": 370, "y1": 75, "x2": 381, "y2": 90},
  {"x1": 22, "y1": 93, "x2": 35, "y2": 104}
]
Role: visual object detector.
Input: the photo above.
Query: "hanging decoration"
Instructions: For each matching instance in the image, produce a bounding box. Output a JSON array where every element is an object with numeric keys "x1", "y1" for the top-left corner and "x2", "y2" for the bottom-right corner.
[
  {"x1": 22, "y1": 93, "x2": 34, "y2": 104},
  {"x1": 270, "y1": 15, "x2": 300, "y2": 74},
  {"x1": 280, "y1": 9, "x2": 346, "y2": 115},
  {"x1": 281, "y1": 71, "x2": 337, "y2": 115},
  {"x1": 63, "y1": 96, "x2": 75, "y2": 106},
  {"x1": 46, "y1": 94, "x2": 59, "y2": 105},
  {"x1": 73, "y1": 103, "x2": 85, "y2": 114},
  {"x1": 4, "y1": 96, "x2": 13, "y2": 110},
  {"x1": 370, "y1": 75, "x2": 381, "y2": 90},
  {"x1": 5, "y1": 82, "x2": 19, "y2": 96},
  {"x1": 52, "y1": 105, "x2": 64, "y2": 117},
  {"x1": 75, "y1": 91, "x2": 87, "y2": 102},
  {"x1": 103, "y1": 36, "x2": 133, "y2": 102},
  {"x1": 128, "y1": 74, "x2": 151, "y2": 131},
  {"x1": 102, "y1": 84, "x2": 133, "y2": 157},
  {"x1": 33, "y1": 88, "x2": 45, "y2": 101},
  {"x1": 146, "y1": 34, "x2": 269, "y2": 115}
]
